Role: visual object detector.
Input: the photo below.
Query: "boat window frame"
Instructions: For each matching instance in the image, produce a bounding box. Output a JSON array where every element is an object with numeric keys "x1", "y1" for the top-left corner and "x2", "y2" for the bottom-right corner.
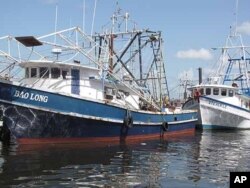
[
  {"x1": 205, "y1": 88, "x2": 211, "y2": 95},
  {"x1": 25, "y1": 68, "x2": 29, "y2": 78},
  {"x1": 30, "y1": 67, "x2": 37, "y2": 78},
  {"x1": 221, "y1": 88, "x2": 227, "y2": 96},
  {"x1": 51, "y1": 67, "x2": 61, "y2": 79},
  {"x1": 213, "y1": 88, "x2": 219, "y2": 95},
  {"x1": 245, "y1": 101, "x2": 249, "y2": 109},
  {"x1": 39, "y1": 67, "x2": 49, "y2": 78},
  {"x1": 62, "y1": 69, "x2": 69, "y2": 79},
  {"x1": 228, "y1": 89, "x2": 234, "y2": 97},
  {"x1": 200, "y1": 88, "x2": 204, "y2": 95}
]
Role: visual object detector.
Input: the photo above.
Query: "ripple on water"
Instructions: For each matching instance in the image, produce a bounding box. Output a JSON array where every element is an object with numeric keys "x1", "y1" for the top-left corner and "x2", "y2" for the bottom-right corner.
[{"x1": 1, "y1": 130, "x2": 250, "y2": 187}]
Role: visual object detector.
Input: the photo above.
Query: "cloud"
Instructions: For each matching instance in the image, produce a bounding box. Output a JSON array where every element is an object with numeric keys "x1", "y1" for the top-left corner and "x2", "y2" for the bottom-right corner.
[
  {"x1": 176, "y1": 48, "x2": 213, "y2": 60},
  {"x1": 237, "y1": 22, "x2": 250, "y2": 35},
  {"x1": 41, "y1": 0, "x2": 59, "y2": 5}
]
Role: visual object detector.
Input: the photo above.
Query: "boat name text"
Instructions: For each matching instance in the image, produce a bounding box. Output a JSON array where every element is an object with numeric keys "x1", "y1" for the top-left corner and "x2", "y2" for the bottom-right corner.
[
  {"x1": 208, "y1": 100, "x2": 227, "y2": 109},
  {"x1": 13, "y1": 90, "x2": 48, "y2": 103}
]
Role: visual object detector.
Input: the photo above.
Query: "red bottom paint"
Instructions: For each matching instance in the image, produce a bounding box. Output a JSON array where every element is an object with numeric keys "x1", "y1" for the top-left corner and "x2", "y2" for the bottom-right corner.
[{"x1": 17, "y1": 128, "x2": 195, "y2": 145}]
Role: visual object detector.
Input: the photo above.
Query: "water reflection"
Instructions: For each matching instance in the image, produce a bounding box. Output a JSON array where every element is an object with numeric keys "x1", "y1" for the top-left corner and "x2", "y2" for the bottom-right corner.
[
  {"x1": 196, "y1": 130, "x2": 250, "y2": 185},
  {"x1": 0, "y1": 130, "x2": 250, "y2": 187}
]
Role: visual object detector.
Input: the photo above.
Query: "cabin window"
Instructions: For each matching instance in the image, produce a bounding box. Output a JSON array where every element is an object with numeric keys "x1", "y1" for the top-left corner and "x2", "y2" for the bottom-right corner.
[
  {"x1": 245, "y1": 101, "x2": 249, "y2": 109},
  {"x1": 200, "y1": 88, "x2": 204, "y2": 95},
  {"x1": 62, "y1": 70, "x2": 68, "y2": 79},
  {"x1": 213, "y1": 88, "x2": 219, "y2": 95},
  {"x1": 31, "y1": 68, "x2": 37, "y2": 78},
  {"x1": 39, "y1": 67, "x2": 49, "y2": 78},
  {"x1": 221, "y1": 89, "x2": 227, "y2": 96},
  {"x1": 228, "y1": 90, "x2": 234, "y2": 97},
  {"x1": 51, "y1": 68, "x2": 60, "y2": 78},
  {"x1": 206, "y1": 88, "x2": 211, "y2": 95},
  {"x1": 25, "y1": 68, "x2": 29, "y2": 78}
]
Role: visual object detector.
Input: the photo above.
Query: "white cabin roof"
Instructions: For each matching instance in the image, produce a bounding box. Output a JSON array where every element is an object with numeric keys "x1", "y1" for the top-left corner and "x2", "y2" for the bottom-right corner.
[
  {"x1": 19, "y1": 60, "x2": 100, "y2": 72},
  {"x1": 188, "y1": 84, "x2": 239, "y2": 91}
]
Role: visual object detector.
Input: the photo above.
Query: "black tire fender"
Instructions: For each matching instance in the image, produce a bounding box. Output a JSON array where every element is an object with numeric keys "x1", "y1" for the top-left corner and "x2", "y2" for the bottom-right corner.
[
  {"x1": 123, "y1": 110, "x2": 133, "y2": 128},
  {"x1": 161, "y1": 121, "x2": 168, "y2": 132}
]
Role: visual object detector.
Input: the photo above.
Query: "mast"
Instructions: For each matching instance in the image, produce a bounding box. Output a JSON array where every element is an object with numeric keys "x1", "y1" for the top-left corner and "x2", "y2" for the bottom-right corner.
[
  {"x1": 91, "y1": 0, "x2": 97, "y2": 37},
  {"x1": 210, "y1": 0, "x2": 250, "y2": 95},
  {"x1": 93, "y1": 5, "x2": 170, "y2": 110},
  {"x1": 234, "y1": 0, "x2": 239, "y2": 36},
  {"x1": 138, "y1": 32, "x2": 143, "y2": 85},
  {"x1": 54, "y1": 5, "x2": 58, "y2": 44},
  {"x1": 82, "y1": 0, "x2": 85, "y2": 33}
]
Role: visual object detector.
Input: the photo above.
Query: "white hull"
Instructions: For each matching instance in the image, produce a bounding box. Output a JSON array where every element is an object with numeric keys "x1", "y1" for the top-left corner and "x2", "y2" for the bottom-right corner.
[
  {"x1": 182, "y1": 28, "x2": 250, "y2": 130},
  {"x1": 199, "y1": 96, "x2": 250, "y2": 129},
  {"x1": 182, "y1": 99, "x2": 202, "y2": 125}
]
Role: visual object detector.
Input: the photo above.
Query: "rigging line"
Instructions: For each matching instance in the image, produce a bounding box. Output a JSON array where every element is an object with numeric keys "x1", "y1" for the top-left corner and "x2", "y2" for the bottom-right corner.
[
  {"x1": 0, "y1": 62, "x2": 17, "y2": 74},
  {"x1": 54, "y1": 4, "x2": 58, "y2": 44},
  {"x1": 235, "y1": 0, "x2": 239, "y2": 35},
  {"x1": 91, "y1": 0, "x2": 97, "y2": 37},
  {"x1": 82, "y1": 0, "x2": 86, "y2": 33},
  {"x1": 110, "y1": 81, "x2": 133, "y2": 110},
  {"x1": 168, "y1": 84, "x2": 181, "y2": 92}
]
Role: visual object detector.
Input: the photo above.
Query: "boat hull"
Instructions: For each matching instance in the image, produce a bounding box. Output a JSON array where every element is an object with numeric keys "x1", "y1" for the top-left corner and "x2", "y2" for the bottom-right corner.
[
  {"x1": 182, "y1": 98, "x2": 201, "y2": 126},
  {"x1": 0, "y1": 103, "x2": 196, "y2": 144},
  {"x1": 0, "y1": 81, "x2": 197, "y2": 144},
  {"x1": 199, "y1": 96, "x2": 250, "y2": 129}
]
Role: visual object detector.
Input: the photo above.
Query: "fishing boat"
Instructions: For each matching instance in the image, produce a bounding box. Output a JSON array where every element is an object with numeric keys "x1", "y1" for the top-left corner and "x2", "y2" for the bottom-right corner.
[
  {"x1": 183, "y1": 26, "x2": 250, "y2": 129},
  {"x1": 0, "y1": 9, "x2": 197, "y2": 144}
]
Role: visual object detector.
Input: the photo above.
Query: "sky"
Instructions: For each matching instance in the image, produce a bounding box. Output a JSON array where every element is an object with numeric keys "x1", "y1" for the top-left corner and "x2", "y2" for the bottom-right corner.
[{"x1": 0, "y1": 0, "x2": 250, "y2": 98}]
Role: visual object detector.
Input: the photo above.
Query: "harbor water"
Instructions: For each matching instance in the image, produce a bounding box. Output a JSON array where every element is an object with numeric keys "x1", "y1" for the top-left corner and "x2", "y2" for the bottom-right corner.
[{"x1": 1, "y1": 130, "x2": 250, "y2": 187}]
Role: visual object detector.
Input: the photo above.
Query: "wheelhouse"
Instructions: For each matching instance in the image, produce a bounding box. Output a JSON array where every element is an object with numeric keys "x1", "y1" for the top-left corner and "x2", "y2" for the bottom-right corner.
[
  {"x1": 191, "y1": 85, "x2": 238, "y2": 98},
  {"x1": 25, "y1": 66, "x2": 69, "y2": 79},
  {"x1": 189, "y1": 84, "x2": 250, "y2": 110},
  {"x1": 18, "y1": 60, "x2": 140, "y2": 110},
  {"x1": 20, "y1": 60, "x2": 100, "y2": 80}
]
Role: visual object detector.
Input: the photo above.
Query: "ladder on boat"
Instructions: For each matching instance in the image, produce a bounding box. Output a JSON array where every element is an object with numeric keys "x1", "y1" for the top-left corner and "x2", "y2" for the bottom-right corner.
[
  {"x1": 151, "y1": 37, "x2": 169, "y2": 106},
  {"x1": 223, "y1": 58, "x2": 250, "y2": 94},
  {"x1": 96, "y1": 34, "x2": 110, "y2": 71}
]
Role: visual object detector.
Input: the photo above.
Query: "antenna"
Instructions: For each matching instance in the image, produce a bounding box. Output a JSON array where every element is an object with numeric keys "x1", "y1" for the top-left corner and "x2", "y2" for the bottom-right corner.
[
  {"x1": 91, "y1": 0, "x2": 97, "y2": 36},
  {"x1": 52, "y1": 4, "x2": 62, "y2": 60},
  {"x1": 54, "y1": 4, "x2": 58, "y2": 44},
  {"x1": 234, "y1": 0, "x2": 239, "y2": 35},
  {"x1": 82, "y1": 0, "x2": 85, "y2": 33}
]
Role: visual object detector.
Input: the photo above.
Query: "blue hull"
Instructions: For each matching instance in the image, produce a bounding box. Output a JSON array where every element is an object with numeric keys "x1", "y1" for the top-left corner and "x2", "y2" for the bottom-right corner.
[{"x1": 0, "y1": 81, "x2": 197, "y2": 143}]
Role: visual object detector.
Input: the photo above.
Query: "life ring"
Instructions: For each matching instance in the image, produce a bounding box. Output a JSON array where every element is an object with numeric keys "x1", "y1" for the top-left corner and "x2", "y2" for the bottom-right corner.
[
  {"x1": 123, "y1": 110, "x2": 133, "y2": 128},
  {"x1": 161, "y1": 121, "x2": 168, "y2": 132}
]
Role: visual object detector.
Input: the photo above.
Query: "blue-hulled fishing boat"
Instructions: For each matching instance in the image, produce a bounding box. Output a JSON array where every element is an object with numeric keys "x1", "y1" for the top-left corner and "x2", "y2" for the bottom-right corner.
[{"x1": 0, "y1": 9, "x2": 197, "y2": 144}]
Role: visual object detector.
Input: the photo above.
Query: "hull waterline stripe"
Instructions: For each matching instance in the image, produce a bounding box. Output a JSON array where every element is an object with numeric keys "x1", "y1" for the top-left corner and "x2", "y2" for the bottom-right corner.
[{"x1": 17, "y1": 128, "x2": 195, "y2": 145}]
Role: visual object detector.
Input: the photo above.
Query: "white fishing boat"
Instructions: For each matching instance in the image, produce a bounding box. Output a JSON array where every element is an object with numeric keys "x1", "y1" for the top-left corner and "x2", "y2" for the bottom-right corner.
[{"x1": 183, "y1": 24, "x2": 250, "y2": 129}]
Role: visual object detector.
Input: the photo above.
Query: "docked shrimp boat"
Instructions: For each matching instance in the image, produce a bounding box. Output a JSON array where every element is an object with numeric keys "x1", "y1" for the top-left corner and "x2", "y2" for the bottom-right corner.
[
  {"x1": 183, "y1": 30, "x2": 250, "y2": 129},
  {"x1": 0, "y1": 10, "x2": 197, "y2": 144}
]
